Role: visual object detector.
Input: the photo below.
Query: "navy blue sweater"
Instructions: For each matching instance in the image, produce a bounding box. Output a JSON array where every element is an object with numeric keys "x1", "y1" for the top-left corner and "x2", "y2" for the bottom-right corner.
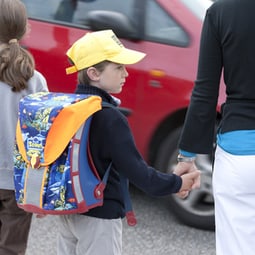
[
  {"x1": 179, "y1": 0, "x2": 255, "y2": 154},
  {"x1": 75, "y1": 84, "x2": 182, "y2": 219}
]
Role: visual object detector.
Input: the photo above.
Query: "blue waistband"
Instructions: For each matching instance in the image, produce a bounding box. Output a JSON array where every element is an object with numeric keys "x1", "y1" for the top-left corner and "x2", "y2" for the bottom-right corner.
[{"x1": 217, "y1": 130, "x2": 255, "y2": 155}]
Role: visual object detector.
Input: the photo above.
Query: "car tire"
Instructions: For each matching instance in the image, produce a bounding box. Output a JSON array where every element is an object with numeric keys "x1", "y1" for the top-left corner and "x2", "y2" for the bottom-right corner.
[{"x1": 154, "y1": 127, "x2": 215, "y2": 231}]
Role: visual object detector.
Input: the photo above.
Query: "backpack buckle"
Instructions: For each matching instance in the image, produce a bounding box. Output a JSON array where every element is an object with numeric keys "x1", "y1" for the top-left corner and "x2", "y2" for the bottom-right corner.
[
  {"x1": 94, "y1": 182, "x2": 105, "y2": 200},
  {"x1": 30, "y1": 154, "x2": 40, "y2": 169},
  {"x1": 126, "y1": 211, "x2": 137, "y2": 226}
]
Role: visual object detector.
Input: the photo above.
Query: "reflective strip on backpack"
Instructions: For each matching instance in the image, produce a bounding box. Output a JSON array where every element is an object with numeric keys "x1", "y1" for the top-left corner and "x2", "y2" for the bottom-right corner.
[
  {"x1": 73, "y1": 175, "x2": 83, "y2": 204},
  {"x1": 71, "y1": 123, "x2": 85, "y2": 204},
  {"x1": 24, "y1": 166, "x2": 47, "y2": 207}
]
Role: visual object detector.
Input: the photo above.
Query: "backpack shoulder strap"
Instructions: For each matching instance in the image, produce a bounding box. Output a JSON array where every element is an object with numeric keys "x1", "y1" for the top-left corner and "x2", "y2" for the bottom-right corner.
[{"x1": 101, "y1": 101, "x2": 132, "y2": 117}]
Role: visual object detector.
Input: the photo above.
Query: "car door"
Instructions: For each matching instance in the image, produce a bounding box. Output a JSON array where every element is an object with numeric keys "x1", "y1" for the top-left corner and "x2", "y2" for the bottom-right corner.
[{"x1": 21, "y1": 0, "x2": 140, "y2": 93}]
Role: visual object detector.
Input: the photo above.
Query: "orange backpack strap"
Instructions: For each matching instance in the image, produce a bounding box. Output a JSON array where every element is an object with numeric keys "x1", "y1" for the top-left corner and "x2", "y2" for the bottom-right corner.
[{"x1": 16, "y1": 119, "x2": 28, "y2": 163}]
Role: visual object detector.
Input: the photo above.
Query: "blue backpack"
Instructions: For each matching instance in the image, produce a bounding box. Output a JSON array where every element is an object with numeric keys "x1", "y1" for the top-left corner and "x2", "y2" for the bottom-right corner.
[{"x1": 14, "y1": 92, "x2": 136, "y2": 226}]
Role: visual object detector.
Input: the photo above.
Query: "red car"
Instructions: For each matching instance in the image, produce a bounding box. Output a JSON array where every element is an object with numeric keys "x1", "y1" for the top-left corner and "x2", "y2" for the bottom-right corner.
[{"x1": 21, "y1": 0, "x2": 223, "y2": 230}]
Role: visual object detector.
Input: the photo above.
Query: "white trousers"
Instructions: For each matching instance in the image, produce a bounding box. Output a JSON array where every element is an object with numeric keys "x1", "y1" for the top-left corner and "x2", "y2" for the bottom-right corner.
[
  {"x1": 213, "y1": 146, "x2": 255, "y2": 255},
  {"x1": 57, "y1": 214, "x2": 122, "y2": 255}
]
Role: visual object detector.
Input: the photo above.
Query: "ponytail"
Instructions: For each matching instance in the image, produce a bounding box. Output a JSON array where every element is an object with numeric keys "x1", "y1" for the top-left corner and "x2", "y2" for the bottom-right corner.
[{"x1": 0, "y1": 0, "x2": 35, "y2": 92}]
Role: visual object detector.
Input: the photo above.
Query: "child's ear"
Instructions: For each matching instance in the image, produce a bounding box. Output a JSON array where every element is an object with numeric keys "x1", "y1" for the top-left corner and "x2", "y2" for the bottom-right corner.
[{"x1": 87, "y1": 67, "x2": 100, "y2": 81}]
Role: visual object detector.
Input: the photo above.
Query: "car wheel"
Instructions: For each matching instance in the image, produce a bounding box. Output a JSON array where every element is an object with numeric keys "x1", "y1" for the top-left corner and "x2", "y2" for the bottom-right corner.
[{"x1": 154, "y1": 127, "x2": 215, "y2": 231}]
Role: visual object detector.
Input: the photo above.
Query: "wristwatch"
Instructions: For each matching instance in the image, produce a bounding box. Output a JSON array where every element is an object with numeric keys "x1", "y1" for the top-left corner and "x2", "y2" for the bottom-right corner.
[{"x1": 177, "y1": 154, "x2": 196, "y2": 163}]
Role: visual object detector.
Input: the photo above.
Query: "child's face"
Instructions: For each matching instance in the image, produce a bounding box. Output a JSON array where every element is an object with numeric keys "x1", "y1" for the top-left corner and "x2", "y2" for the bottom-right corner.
[{"x1": 97, "y1": 62, "x2": 128, "y2": 94}]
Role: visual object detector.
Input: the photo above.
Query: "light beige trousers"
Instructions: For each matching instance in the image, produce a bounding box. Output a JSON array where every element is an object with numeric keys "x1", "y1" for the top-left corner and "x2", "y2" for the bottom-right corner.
[{"x1": 57, "y1": 214, "x2": 122, "y2": 255}]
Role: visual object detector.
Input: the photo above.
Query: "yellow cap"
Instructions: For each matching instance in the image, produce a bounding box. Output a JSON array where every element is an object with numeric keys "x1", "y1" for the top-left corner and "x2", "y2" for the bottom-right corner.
[{"x1": 66, "y1": 29, "x2": 146, "y2": 74}]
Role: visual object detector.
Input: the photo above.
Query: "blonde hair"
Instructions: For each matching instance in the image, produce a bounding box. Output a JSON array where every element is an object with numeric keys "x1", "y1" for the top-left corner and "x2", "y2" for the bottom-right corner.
[{"x1": 0, "y1": 0, "x2": 35, "y2": 92}]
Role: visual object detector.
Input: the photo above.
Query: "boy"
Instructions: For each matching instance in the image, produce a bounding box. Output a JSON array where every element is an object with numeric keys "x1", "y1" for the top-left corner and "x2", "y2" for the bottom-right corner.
[{"x1": 57, "y1": 29, "x2": 200, "y2": 255}]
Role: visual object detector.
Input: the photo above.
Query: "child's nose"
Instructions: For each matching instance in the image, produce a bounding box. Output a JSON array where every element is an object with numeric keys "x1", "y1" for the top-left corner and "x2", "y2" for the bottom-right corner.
[{"x1": 123, "y1": 67, "x2": 128, "y2": 77}]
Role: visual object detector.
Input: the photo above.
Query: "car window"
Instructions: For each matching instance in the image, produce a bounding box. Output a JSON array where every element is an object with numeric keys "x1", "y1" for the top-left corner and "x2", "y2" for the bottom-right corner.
[
  {"x1": 180, "y1": 0, "x2": 213, "y2": 20},
  {"x1": 22, "y1": 0, "x2": 134, "y2": 27},
  {"x1": 144, "y1": 0, "x2": 189, "y2": 47}
]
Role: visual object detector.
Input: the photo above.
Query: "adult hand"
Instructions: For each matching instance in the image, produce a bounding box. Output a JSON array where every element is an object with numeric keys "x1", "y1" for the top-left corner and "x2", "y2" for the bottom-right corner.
[
  {"x1": 179, "y1": 170, "x2": 200, "y2": 198},
  {"x1": 173, "y1": 161, "x2": 201, "y2": 198},
  {"x1": 174, "y1": 161, "x2": 200, "y2": 189}
]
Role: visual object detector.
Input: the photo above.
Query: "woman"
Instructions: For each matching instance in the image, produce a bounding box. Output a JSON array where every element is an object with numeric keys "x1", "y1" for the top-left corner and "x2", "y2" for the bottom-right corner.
[{"x1": 175, "y1": 0, "x2": 255, "y2": 254}]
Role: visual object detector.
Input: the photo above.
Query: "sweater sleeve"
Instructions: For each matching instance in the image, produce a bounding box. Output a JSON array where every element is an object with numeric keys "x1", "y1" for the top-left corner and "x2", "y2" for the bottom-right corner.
[
  {"x1": 101, "y1": 109, "x2": 182, "y2": 196},
  {"x1": 178, "y1": 9, "x2": 222, "y2": 154}
]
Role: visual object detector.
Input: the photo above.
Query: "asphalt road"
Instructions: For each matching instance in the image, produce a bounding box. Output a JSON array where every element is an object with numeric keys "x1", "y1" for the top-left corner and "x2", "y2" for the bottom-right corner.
[{"x1": 26, "y1": 187, "x2": 215, "y2": 255}]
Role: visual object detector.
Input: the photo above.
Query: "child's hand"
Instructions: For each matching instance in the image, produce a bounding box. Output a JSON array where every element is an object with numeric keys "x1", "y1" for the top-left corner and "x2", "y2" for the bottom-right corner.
[
  {"x1": 180, "y1": 170, "x2": 200, "y2": 191},
  {"x1": 174, "y1": 161, "x2": 201, "y2": 189},
  {"x1": 174, "y1": 162, "x2": 201, "y2": 198}
]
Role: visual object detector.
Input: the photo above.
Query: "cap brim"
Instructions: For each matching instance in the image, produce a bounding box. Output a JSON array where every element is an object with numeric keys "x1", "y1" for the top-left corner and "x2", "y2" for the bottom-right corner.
[
  {"x1": 66, "y1": 65, "x2": 78, "y2": 74},
  {"x1": 108, "y1": 48, "x2": 146, "y2": 65}
]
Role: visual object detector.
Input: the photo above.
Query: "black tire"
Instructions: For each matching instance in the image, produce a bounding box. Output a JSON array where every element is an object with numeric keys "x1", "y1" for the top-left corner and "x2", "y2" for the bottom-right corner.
[{"x1": 154, "y1": 127, "x2": 215, "y2": 231}]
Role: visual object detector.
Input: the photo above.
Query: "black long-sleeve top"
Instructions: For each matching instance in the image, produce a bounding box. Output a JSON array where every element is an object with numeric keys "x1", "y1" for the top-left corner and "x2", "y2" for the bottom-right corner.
[
  {"x1": 179, "y1": 0, "x2": 255, "y2": 154},
  {"x1": 75, "y1": 84, "x2": 182, "y2": 219}
]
